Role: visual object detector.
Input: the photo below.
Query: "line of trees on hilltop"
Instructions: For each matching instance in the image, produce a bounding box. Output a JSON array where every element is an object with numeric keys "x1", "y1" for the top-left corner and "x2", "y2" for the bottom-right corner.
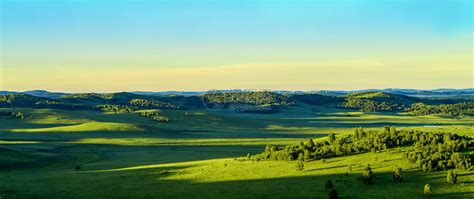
[
  {"x1": 129, "y1": 99, "x2": 179, "y2": 110},
  {"x1": 407, "y1": 102, "x2": 474, "y2": 116},
  {"x1": 0, "y1": 94, "x2": 92, "y2": 110},
  {"x1": 339, "y1": 98, "x2": 405, "y2": 112},
  {"x1": 251, "y1": 127, "x2": 472, "y2": 171},
  {"x1": 202, "y1": 91, "x2": 294, "y2": 107}
]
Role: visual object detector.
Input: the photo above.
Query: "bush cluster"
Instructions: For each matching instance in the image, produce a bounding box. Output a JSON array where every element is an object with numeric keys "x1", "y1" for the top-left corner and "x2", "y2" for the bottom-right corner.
[
  {"x1": 96, "y1": 104, "x2": 133, "y2": 113},
  {"x1": 139, "y1": 110, "x2": 169, "y2": 122}
]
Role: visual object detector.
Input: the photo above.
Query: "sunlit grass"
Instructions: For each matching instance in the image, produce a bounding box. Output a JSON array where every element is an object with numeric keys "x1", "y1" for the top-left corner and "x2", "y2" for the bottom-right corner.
[
  {"x1": 69, "y1": 138, "x2": 301, "y2": 146},
  {"x1": 10, "y1": 122, "x2": 143, "y2": 132}
]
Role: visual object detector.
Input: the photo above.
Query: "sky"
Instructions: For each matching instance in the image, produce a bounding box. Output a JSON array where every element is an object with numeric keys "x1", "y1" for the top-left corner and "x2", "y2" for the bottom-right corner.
[{"x1": 0, "y1": 0, "x2": 472, "y2": 92}]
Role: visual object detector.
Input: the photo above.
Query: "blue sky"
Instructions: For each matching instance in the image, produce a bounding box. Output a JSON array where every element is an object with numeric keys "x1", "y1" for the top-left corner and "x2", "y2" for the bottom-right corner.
[{"x1": 0, "y1": 0, "x2": 472, "y2": 91}]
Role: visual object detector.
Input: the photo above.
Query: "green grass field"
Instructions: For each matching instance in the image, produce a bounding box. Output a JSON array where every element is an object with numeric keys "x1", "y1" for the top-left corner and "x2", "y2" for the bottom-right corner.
[{"x1": 0, "y1": 106, "x2": 473, "y2": 198}]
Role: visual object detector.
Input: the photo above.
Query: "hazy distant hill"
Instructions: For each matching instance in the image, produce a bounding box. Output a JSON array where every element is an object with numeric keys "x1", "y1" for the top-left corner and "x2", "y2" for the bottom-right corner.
[
  {"x1": 1, "y1": 89, "x2": 473, "y2": 113},
  {"x1": 1, "y1": 88, "x2": 473, "y2": 99}
]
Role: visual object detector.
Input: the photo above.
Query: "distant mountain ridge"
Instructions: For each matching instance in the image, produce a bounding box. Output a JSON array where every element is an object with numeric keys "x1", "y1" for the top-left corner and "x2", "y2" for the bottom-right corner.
[
  {"x1": 1, "y1": 88, "x2": 473, "y2": 99},
  {"x1": 1, "y1": 89, "x2": 473, "y2": 114}
]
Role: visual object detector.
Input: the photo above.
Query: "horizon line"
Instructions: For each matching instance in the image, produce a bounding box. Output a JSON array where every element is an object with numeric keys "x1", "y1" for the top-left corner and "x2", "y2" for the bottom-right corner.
[{"x1": 1, "y1": 87, "x2": 473, "y2": 94}]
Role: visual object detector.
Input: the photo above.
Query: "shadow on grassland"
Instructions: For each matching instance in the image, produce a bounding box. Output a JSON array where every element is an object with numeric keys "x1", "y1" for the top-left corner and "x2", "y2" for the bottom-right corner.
[{"x1": 2, "y1": 165, "x2": 472, "y2": 199}]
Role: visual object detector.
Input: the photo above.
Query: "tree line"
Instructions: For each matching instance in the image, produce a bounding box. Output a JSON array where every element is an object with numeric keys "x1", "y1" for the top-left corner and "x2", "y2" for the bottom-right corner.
[
  {"x1": 251, "y1": 127, "x2": 472, "y2": 171},
  {"x1": 129, "y1": 99, "x2": 180, "y2": 110},
  {"x1": 339, "y1": 99, "x2": 405, "y2": 112},
  {"x1": 202, "y1": 91, "x2": 294, "y2": 107},
  {"x1": 407, "y1": 102, "x2": 474, "y2": 116}
]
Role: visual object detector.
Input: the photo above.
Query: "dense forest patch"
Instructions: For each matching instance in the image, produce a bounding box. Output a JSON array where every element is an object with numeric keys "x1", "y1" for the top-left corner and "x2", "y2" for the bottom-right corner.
[
  {"x1": 252, "y1": 127, "x2": 472, "y2": 172},
  {"x1": 407, "y1": 102, "x2": 474, "y2": 116}
]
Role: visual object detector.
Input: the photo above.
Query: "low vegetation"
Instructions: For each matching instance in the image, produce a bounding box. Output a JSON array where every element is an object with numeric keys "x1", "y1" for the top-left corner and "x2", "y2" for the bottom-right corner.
[
  {"x1": 139, "y1": 110, "x2": 170, "y2": 122},
  {"x1": 0, "y1": 111, "x2": 26, "y2": 119},
  {"x1": 96, "y1": 104, "x2": 133, "y2": 113}
]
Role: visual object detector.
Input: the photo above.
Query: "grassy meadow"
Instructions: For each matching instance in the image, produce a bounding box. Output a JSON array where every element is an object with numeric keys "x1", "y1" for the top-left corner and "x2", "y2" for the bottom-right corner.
[{"x1": 0, "y1": 103, "x2": 473, "y2": 198}]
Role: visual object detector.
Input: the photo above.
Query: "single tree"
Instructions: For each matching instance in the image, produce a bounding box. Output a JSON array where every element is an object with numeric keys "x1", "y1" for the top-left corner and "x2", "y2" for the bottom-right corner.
[
  {"x1": 325, "y1": 180, "x2": 334, "y2": 190},
  {"x1": 296, "y1": 161, "x2": 304, "y2": 171},
  {"x1": 393, "y1": 167, "x2": 403, "y2": 183},
  {"x1": 447, "y1": 170, "x2": 457, "y2": 184},
  {"x1": 424, "y1": 184, "x2": 432, "y2": 195},
  {"x1": 362, "y1": 164, "x2": 374, "y2": 184},
  {"x1": 328, "y1": 188, "x2": 338, "y2": 199}
]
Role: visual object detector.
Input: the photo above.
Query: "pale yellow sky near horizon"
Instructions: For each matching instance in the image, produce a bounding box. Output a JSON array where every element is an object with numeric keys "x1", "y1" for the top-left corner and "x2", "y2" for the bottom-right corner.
[{"x1": 1, "y1": 55, "x2": 472, "y2": 92}]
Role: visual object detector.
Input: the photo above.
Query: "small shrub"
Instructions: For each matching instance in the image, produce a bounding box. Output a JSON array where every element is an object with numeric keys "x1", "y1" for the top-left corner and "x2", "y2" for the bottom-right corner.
[
  {"x1": 424, "y1": 184, "x2": 432, "y2": 195},
  {"x1": 393, "y1": 167, "x2": 403, "y2": 183},
  {"x1": 327, "y1": 188, "x2": 338, "y2": 199},
  {"x1": 447, "y1": 170, "x2": 457, "y2": 184},
  {"x1": 324, "y1": 180, "x2": 333, "y2": 190},
  {"x1": 296, "y1": 161, "x2": 304, "y2": 171}
]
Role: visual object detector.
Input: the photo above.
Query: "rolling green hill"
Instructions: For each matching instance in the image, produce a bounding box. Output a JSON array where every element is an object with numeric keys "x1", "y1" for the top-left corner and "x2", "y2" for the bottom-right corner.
[{"x1": 339, "y1": 92, "x2": 430, "y2": 112}]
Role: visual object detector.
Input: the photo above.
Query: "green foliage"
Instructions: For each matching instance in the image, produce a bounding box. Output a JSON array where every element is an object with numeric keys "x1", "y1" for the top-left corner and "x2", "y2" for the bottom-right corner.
[
  {"x1": 327, "y1": 133, "x2": 336, "y2": 143},
  {"x1": 252, "y1": 127, "x2": 473, "y2": 172},
  {"x1": 404, "y1": 133, "x2": 472, "y2": 172},
  {"x1": 96, "y1": 104, "x2": 133, "y2": 113},
  {"x1": 337, "y1": 91, "x2": 418, "y2": 112},
  {"x1": 407, "y1": 102, "x2": 474, "y2": 116},
  {"x1": 296, "y1": 161, "x2": 304, "y2": 171},
  {"x1": 424, "y1": 184, "x2": 432, "y2": 195},
  {"x1": 0, "y1": 111, "x2": 26, "y2": 119},
  {"x1": 0, "y1": 94, "x2": 46, "y2": 107},
  {"x1": 202, "y1": 91, "x2": 294, "y2": 108},
  {"x1": 129, "y1": 99, "x2": 179, "y2": 110},
  {"x1": 392, "y1": 167, "x2": 403, "y2": 183},
  {"x1": 139, "y1": 110, "x2": 169, "y2": 122},
  {"x1": 447, "y1": 170, "x2": 457, "y2": 184},
  {"x1": 340, "y1": 98, "x2": 404, "y2": 112},
  {"x1": 0, "y1": 94, "x2": 94, "y2": 110}
]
